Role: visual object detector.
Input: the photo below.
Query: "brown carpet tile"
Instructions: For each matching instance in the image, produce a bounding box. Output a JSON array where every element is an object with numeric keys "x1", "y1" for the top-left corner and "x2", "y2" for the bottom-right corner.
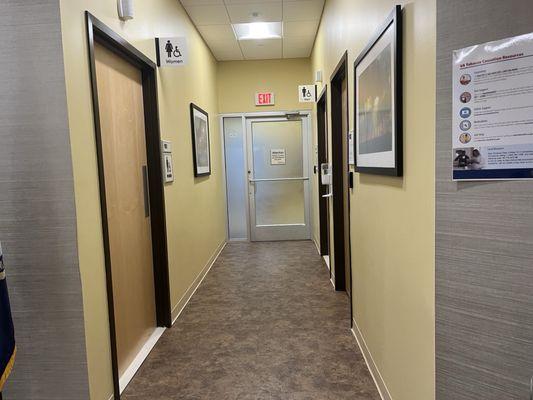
[{"x1": 122, "y1": 241, "x2": 381, "y2": 400}]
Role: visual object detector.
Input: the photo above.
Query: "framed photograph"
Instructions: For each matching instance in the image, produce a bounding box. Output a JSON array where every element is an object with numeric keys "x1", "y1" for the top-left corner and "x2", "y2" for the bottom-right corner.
[
  {"x1": 189, "y1": 103, "x2": 211, "y2": 177},
  {"x1": 354, "y1": 5, "x2": 403, "y2": 176},
  {"x1": 163, "y1": 153, "x2": 174, "y2": 183}
]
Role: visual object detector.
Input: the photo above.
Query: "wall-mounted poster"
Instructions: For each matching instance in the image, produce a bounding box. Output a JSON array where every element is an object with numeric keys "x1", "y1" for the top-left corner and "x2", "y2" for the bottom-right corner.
[
  {"x1": 452, "y1": 32, "x2": 533, "y2": 180},
  {"x1": 354, "y1": 5, "x2": 402, "y2": 176},
  {"x1": 190, "y1": 103, "x2": 211, "y2": 177}
]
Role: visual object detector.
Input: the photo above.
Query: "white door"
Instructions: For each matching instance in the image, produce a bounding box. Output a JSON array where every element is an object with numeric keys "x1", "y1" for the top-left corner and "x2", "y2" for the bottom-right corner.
[{"x1": 246, "y1": 116, "x2": 311, "y2": 241}]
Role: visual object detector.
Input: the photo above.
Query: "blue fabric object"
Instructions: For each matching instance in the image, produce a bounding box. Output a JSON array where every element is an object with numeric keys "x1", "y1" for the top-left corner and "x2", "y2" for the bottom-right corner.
[{"x1": 0, "y1": 245, "x2": 15, "y2": 391}]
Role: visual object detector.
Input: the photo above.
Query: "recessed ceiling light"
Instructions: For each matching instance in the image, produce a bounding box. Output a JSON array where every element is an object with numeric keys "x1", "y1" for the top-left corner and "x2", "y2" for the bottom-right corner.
[{"x1": 232, "y1": 22, "x2": 282, "y2": 41}]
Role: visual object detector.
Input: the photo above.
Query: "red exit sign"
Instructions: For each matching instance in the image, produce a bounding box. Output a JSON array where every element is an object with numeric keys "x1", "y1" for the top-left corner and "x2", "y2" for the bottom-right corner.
[{"x1": 255, "y1": 92, "x2": 275, "y2": 106}]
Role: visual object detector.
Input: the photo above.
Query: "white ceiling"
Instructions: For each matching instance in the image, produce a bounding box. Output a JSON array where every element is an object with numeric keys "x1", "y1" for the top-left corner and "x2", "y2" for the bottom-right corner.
[{"x1": 179, "y1": 0, "x2": 325, "y2": 61}]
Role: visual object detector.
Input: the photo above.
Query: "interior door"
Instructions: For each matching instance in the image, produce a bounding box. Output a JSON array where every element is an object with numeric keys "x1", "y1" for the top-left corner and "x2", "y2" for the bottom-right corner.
[
  {"x1": 95, "y1": 42, "x2": 157, "y2": 377},
  {"x1": 246, "y1": 117, "x2": 311, "y2": 241}
]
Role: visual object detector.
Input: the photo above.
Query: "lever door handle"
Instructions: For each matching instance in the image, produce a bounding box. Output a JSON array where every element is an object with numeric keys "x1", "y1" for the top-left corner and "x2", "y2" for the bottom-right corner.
[{"x1": 142, "y1": 165, "x2": 150, "y2": 218}]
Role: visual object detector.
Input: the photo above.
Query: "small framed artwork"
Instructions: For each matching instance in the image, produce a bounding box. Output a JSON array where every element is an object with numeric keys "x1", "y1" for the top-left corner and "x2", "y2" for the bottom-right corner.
[
  {"x1": 354, "y1": 5, "x2": 403, "y2": 176},
  {"x1": 190, "y1": 103, "x2": 211, "y2": 177},
  {"x1": 163, "y1": 153, "x2": 174, "y2": 183}
]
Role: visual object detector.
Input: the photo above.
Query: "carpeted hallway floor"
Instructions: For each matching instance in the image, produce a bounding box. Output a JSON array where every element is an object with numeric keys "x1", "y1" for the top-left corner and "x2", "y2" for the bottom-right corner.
[{"x1": 122, "y1": 241, "x2": 380, "y2": 399}]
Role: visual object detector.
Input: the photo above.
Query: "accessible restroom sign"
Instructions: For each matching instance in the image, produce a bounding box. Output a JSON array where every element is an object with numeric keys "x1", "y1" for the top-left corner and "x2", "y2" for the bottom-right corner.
[{"x1": 156, "y1": 37, "x2": 188, "y2": 67}]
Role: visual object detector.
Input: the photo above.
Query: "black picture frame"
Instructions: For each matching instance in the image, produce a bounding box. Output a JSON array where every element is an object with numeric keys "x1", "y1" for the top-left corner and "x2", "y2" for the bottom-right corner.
[
  {"x1": 189, "y1": 103, "x2": 212, "y2": 177},
  {"x1": 353, "y1": 5, "x2": 403, "y2": 177}
]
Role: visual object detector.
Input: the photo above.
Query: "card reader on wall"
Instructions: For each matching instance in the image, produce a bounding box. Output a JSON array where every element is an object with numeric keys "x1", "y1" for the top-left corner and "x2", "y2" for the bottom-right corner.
[{"x1": 320, "y1": 163, "x2": 333, "y2": 198}]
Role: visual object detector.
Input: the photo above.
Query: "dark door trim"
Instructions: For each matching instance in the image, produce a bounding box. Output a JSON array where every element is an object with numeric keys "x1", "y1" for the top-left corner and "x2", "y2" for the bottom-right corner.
[
  {"x1": 85, "y1": 12, "x2": 171, "y2": 400},
  {"x1": 330, "y1": 51, "x2": 353, "y2": 326},
  {"x1": 316, "y1": 86, "x2": 329, "y2": 262},
  {"x1": 329, "y1": 51, "x2": 352, "y2": 294}
]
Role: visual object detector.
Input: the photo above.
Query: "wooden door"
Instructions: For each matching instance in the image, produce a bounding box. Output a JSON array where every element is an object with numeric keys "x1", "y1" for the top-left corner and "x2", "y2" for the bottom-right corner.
[{"x1": 95, "y1": 42, "x2": 157, "y2": 376}]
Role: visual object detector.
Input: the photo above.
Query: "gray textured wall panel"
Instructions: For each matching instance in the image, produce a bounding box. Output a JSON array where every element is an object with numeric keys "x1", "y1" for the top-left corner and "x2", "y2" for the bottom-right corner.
[
  {"x1": 0, "y1": 0, "x2": 89, "y2": 398},
  {"x1": 436, "y1": 1, "x2": 533, "y2": 399}
]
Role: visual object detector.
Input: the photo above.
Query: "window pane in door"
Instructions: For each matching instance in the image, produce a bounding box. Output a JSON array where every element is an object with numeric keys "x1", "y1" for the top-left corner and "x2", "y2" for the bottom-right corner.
[
  {"x1": 255, "y1": 180, "x2": 305, "y2": 225},
  {"x1": 223, "y1": 117, "x2": 247, "y2": 240},
  {"x1": 252, "y1": 120, "x2": 303, "y2": 179}
]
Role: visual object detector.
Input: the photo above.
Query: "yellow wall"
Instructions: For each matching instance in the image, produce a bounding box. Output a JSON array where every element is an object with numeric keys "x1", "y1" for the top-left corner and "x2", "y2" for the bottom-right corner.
[
  {"x1": 59, "y1": 1, "x2": 226, "y2": 399},
  {"x1": 311, "y1": 0, "x2": 436, "y2": 399},
  {"x1": 218, "y1": 59, "x2": 313, "y2": 113}
]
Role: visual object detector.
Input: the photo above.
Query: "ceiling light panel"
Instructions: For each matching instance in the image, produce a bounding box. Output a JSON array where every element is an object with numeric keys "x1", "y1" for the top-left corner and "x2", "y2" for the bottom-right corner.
[
  {"x1": 233, "y1": 22, "x2": 282, "y2": 40},
  {"x1": 226, "y1": 2, "x2": 282, "y2": 24}
]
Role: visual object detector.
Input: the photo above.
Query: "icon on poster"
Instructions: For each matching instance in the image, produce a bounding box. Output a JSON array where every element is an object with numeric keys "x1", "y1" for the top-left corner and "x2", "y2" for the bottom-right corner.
[
  {"x1": 459, "y1": 132, "x2": 471, "y2": 144},
  {"x1": 459, "y1": 120, "x2": 471, "y2": 131},
  {"x1": 459, "y1": 74, "x2": 471, "y2": 85},
  {"x1": 459, "y1": 107, "x2": 471, "y2": 118},
  {"x1": 453, "y1": 147, "x2": 485, "y2": 171},
  {"x1": 460, "y1": 92, "x2": 472, "y2": 103}
]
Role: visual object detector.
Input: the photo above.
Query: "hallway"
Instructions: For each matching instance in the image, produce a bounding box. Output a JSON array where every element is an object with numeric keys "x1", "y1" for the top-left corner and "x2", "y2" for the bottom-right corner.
[{"x1": 122, "y1": 241, "x2": 380, "y2": 399}]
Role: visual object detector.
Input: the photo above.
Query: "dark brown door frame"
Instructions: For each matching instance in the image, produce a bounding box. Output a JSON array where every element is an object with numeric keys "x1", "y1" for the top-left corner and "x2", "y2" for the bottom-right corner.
[
  {"x1": 329, "y1": 51, "x2": 352, "y2": 301},
  {"x1": 316, "y1": 86, "x2": 330, "y2": 264},
  {"x1": 86, "y1": 12, "x2": 171, "y2": 400}
]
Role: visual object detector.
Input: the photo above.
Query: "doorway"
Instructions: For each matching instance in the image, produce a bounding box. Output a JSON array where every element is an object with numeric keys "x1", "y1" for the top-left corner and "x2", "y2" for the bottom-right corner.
[
  {"x1": 246, "y1": 116, "x2": 311, "y2": 241},
  {"x1": 316, "y1": 86, "x2": 330, "y2": 270},
  {"x1": 86, "y1": 13, "x2": 171, "y2": 400},
  {"x1": 222, "y1": 112, "x2": 312, "y2": 242},
  {"x1": 330, "y1": 52, "x2": 351, "y2": 296}
]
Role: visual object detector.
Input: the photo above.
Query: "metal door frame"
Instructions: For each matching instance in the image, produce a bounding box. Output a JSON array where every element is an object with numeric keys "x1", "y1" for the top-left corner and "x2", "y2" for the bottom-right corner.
[
  {"x1": 246, "y1": 116, "x2": 311, "y2": 241},
  {"x1": 220, "y1": 111, "x2": 313, "y2": 242}
]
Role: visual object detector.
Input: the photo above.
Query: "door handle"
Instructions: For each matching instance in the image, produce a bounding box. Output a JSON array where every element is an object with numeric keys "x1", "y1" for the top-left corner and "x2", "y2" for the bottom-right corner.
[{"x1": 142, "y1": 165, "x2": 150, "y2": 218}]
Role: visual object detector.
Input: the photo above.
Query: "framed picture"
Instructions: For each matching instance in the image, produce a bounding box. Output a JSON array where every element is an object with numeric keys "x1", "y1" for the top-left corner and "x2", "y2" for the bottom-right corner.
[
  {"x1": 189, "y1": 103, "x2": 211, "y2": 177},
  {"x1": 354, "y1": 5, "x2": 403, "y2": 176}
]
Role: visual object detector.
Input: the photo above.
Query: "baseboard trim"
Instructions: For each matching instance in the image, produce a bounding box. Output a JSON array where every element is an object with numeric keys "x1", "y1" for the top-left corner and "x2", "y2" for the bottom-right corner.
[
  {"x1": 171, "y1": 240, "x2": 227, "y2": 325},
  {"x1": 323, "y1": 255, "x2": 330, "y2": 271},
  {"x1": 119, "y1": 326, "x2": 166, "y2": 393},
  {"x1": 351, "y1": 318, "x2": 392, "y2": 400},
  {"x1": 312, "y1": 237, "x2": 320, "y2": 255}
]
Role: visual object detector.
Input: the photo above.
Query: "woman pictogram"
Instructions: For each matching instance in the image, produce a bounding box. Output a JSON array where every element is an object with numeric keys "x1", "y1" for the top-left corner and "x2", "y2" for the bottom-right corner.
[{"x1": 165, "y1": 40, "x2": 173, "y2": 58}]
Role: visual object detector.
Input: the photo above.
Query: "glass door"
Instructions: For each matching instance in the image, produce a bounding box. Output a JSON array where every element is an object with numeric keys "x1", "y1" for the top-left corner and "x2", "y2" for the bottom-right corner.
[{"x1": 246, "y1": 116, "x2": 310, "y2": 241}]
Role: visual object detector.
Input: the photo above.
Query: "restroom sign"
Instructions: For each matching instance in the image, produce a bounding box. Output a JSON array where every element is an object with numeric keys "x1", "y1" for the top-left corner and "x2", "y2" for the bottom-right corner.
[
  {"x1": 299, "y1": 85, "x2": 316, "y2": 102},
  {"x1": 255, "y1": 92, "x2": 275, "y2": 106},
  {"x1": 156, "y1": 37, "x2": 188, "y2": 67}
]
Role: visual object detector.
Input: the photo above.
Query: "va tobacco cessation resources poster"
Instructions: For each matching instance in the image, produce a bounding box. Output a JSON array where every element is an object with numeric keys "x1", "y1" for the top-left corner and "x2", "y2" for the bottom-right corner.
[{"x1": 452, "y1": 32, "x2": 533, "y2": 180}]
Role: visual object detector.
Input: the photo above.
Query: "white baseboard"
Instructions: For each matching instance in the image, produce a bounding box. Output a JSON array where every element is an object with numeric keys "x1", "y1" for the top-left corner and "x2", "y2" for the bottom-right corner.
[
  {"x1": 171, "y1": 240, "x2": 227, "y2": 324},
  {"x1": 351, "y1": 318, "x2": 392, "y2": 400},
  {"x1": 312, "y1": 237, "x2": 320, "y2": 255},
  {"x1": 119, "y1": 326, "x2": 166, "y2": 393},
  {"x1": 323, "y1": 255, "x2": 330, "y2": 271}
]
